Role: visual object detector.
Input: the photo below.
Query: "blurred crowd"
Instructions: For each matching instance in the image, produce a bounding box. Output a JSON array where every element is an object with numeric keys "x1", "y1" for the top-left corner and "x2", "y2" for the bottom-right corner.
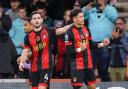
[{"x1": 0, "y1": 0, "x2": 128, "y2": 82}]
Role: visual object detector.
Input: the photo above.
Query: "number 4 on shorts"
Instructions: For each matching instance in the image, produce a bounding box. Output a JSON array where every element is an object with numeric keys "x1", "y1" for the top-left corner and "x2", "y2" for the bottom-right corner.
[{"x1": 44, "y1": 73, "x2": 48, "y2": 80}]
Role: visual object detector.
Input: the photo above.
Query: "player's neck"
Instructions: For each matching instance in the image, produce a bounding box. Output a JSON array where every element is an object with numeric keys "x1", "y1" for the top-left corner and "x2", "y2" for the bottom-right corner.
[
  {"x1": 34, "y1": 26, "x2": 42, "y2": 32},
  {"x1": 73, "y1": 23, "x2": 83, "y2": 28}
]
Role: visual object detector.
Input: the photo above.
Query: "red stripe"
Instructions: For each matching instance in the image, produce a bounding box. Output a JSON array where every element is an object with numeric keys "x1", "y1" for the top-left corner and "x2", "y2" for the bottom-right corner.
[
  {"x1": 72, "y1": 83, "x2": 83, "y2": 86},
  {"x1": 38, "y1": 83, "x2": 48, "y2": 87},
  {"x1": 57, "y1": 37, "x2": 66, "y2": 55},
  {"x1": 88, "y1": 80, "x2": 96, "y2": 86},
  {"x1": 56, "y1": 55, "x2": 63, "y2": 71},
  {"x1": 32, "y1": 86, "x2": 38, "y2": 89},
  {"x1": 65, "y1": 42, "x2": 73, "y2": 46},
  {"x1": 29, "y1": 32, "x2": 38, "y2": 72},
  {"x1": 41, "y1": 29, "x2": 49, "y2": 69}
]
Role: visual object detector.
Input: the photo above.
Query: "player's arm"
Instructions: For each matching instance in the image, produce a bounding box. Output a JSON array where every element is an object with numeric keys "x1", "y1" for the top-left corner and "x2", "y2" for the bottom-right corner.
[
  {"x1": 18, "y1": 34, "x2": 30, "y2": 71},
  {"x1": 18, "y1": 48, "x2": 30, "y2": 71},
  {"x1": 55, "y1": 24, "x2": 73, "y2": 35}
]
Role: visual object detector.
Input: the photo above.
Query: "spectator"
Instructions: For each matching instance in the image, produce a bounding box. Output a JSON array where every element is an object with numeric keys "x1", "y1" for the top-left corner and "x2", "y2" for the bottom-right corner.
[
  {"x1": 19, "y1": 0, "x2": 33, "y2": 15},
  {"x1": 47, "y1": 0, "x2": 76, "y2": 19},
  {"x1": 73, "y1": 0, "x2": 81, "y2": 9},
  {"x1": 107, "y1": 0, "x2": 117, "y2": 6},
  {"x1": 109, "y1": 17, "x2": 128, "y2": 81},
  {"x1": 9, "y1": 6, "x2": 27, "y2": 78},
  {"x1": 25, "y1": 0, "x2": 48, "y2": 17},
  {"x1": 63, "y1": 10, "x2": 72, "y2": 25},
  {"x1": 55, "y1": 9, "x2": 72, "y2": 78},
  {"x1": 0, "y1": 2, "x2": 17, "y2": 78},
  {"x1": 82, "y1": 0, "x2": 118, "y2": 81},
  {"x1": 6, "y1": 0, "x2": 20, "y2": 21},
  {"x1": 35, "y1": 3, "x2": 53, "y2": 28}
]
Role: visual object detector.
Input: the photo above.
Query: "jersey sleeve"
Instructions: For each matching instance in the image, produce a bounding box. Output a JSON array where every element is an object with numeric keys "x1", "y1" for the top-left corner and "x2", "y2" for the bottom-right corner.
[{"x1": 24, "y1": 34, "x2": 30, "y2": 49}]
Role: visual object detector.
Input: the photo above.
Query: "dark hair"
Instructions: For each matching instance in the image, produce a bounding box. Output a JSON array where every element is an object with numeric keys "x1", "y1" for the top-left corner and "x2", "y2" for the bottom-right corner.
[
  {"x1": 30, "y1": 11, "x2": 42, "y2": 20},
  {"x1": 78, "y1": 0, "x2": 94, "y2": 7},
  {"x1": 70, "y1": 8, "x2": 82, "y2": 20},
  {"x1": 34, "y1": 2, "x2": 47, "y2": 11},
  {"x1": 10, "y1": 0, "x2": 19, "y2": 2},
  {"x1": 116, "y1": 17, "x2": 126, "y2": 24},
  {"x1": 106, "y1": 0, "x2": 111, "y2": 5},
  {"x1": 17, "y1": 5, "x2": 26, "y2": 11},
  {"x1": 63, "y1": 10, "x2": 70, "y2": 17}
]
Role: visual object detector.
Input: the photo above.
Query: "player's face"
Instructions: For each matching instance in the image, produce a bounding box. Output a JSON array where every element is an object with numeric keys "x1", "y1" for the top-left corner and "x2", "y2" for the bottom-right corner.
[
  {"x1": 31, "y1": 14, "x2": 43, "y2": 28},
  {"x1": 24, "y1": 21, "x2": 33, "y2": 32},
  {"x1": 74, "y1": 12, "x2": 84, "y2": 26}
]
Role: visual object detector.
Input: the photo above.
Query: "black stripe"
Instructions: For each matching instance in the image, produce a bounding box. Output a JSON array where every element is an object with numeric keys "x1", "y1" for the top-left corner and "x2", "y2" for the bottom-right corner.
[
  {"x1": 35, "y1": 31, "x2": 43, "y2": 70},
  {"x1": 48, "y1": 30, "x2": 54, "y2": 69}
]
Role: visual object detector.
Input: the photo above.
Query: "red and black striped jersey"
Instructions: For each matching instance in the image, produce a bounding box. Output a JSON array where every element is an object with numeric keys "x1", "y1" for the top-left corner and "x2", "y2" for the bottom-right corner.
[
  {"x1": 65, "y1": 25, "x2": 96, "y2": 70},
  {"x1": 24, "y1": 27, "x2": 54, "y2": 72}
]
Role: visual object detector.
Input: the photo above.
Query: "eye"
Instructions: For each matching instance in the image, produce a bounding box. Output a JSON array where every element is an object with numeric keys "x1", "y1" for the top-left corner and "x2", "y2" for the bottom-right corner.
[{"x1": 37, "y1": 17, "x2": 41, "y2": 19}]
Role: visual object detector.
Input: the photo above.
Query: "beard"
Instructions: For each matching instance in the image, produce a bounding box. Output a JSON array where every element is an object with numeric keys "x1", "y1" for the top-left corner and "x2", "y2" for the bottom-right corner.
[
  {"x1": 34, "y1": 23, "x2": 42, "y2": 28},
  {"x1": 35, "y1": 25, "x2": 41, "y2": 28}
]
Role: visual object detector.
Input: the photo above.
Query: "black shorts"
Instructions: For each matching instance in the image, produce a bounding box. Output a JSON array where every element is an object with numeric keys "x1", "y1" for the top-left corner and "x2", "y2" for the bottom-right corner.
[
  {"x1": 31, "y1": 69, "x2": 53, "y2": 87},
  {"x1": 71, "y1": 68, "x2": 96, "y2": 87}
]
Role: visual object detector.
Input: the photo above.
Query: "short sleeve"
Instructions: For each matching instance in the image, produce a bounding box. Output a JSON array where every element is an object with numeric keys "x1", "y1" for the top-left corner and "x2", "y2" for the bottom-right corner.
[
  {"x1": 64, "y1": 29, "x2": 74, "y2": 46},
  {"x1": 24, "y1": 34, "x2": 30, "y2": 49}
]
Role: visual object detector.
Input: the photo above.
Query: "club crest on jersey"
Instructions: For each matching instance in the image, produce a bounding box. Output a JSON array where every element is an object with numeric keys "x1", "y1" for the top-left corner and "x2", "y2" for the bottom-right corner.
[{"x1": 36, "y1": 36, "x2": 40, "y2": 41}]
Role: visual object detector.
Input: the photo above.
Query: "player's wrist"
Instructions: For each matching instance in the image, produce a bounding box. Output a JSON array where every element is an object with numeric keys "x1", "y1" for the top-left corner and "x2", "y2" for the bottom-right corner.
[
  {"x1": 98, "y1": 43, "x2": 104, "y2": 48},
  {"x1": 76, "y1": 48, "x2": 82, "y2": 53}
]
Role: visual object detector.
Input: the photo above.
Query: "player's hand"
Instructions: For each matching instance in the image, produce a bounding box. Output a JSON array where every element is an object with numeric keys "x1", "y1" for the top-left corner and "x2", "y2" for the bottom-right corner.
[
  {"x1": 17, "y1": 57, "x2": 21, "y2": 64},
  {"x1": 18, "y1": 57, "x2": 25, "y2": 71},
  {"x1": 76, "y1": 43, "x2": 87, "y2": 53},
  {"x1": 19, "y1": 62, "x2": 24, "y2": 71},
  {"x1": 80, "y1": 43, "x2": 87, "y2": 51},
  {"x1": 102, "y1": 38, "x2": 110, "y2": 46}
]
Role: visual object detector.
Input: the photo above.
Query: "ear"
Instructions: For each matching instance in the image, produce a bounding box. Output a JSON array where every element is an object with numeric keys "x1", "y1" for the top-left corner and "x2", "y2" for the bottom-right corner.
[{"x1": 73, "y1": 17, "x2": 76, "y2": 23}]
